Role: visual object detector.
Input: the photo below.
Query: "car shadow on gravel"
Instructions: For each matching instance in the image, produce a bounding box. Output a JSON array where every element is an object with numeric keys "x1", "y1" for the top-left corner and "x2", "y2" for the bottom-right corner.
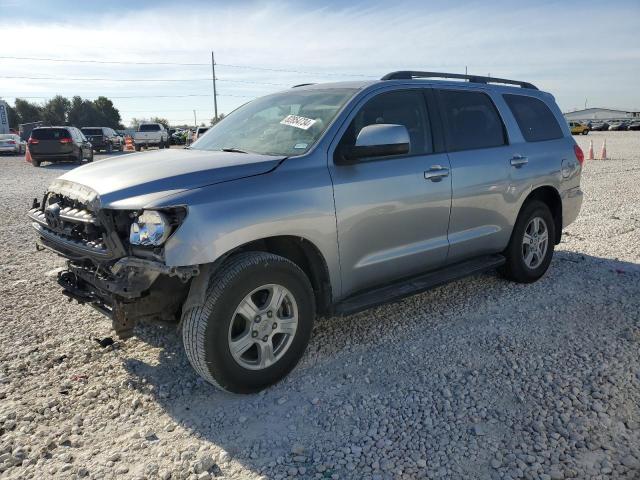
[{"x1": 120, "y1": 250, "x2": 640, "y2": 476}]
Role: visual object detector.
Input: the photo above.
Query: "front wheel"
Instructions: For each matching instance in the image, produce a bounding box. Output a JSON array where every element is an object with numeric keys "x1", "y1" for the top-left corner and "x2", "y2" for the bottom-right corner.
[
  {"x1": 499, "y1": 200, "x2": 555, "y2": 283},
  {"x1": 582, "y1": 130, "x2": 589, "y2": 135},
  {"x1": 182, "y1": 252, "x2": 315, "y2": 393}
]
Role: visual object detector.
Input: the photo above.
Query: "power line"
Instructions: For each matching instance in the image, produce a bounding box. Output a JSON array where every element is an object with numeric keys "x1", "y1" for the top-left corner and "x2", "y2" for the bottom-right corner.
[
  {"x1": 2, "y1": 93, "x2": 255, "y2": 99},
  {"x1": 0, "y1": 55, "x2": 373, "y2": 78},
  {"x1": 0, "y1": 75, "x2": 289, "y2": 86}
]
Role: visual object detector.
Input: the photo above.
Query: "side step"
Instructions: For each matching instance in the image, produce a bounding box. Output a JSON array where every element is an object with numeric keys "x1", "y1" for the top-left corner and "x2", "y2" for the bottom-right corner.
[{"x1": 333, "y1": 254, "x2": 506, "y2": 316}]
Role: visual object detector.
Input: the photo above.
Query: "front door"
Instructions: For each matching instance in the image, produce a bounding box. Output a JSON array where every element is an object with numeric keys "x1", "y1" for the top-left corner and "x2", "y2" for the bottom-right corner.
[{"x1": 329, "y1": 89, "x2": 452, "y2": 297}]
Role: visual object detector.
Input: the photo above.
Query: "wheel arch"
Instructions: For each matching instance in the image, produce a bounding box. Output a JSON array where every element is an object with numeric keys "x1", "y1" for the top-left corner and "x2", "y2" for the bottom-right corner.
[
  {"x1": 521, "y1": 185, "x2": 563, "y2": 244},
  {"x1": 216, "y1": 235, "x2": 333, "y2": 315}
]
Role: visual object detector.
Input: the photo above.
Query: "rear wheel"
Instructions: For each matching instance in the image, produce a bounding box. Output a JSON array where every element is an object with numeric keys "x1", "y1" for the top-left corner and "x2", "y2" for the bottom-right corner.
[
  {"x1": 182, "y1": 252, "x2": 315, "y2": 393},
  {"x1": 107, "y1": 143, "x2": 113, "y2": 153},
  {"x1": 499, "y1": 200, "x2": 555, "y2": 283},
  {"x1": 75, "y1": 151, "x2": 83, "y2": 164},
  {"x1": 159, "y1": 142, "x2": 165, "y2": 149},
  {"x1": 582, "y1": 130, "x2": 589, "y2": 135},
  {"x1": 135, "y1": 145, "x2": 142, "y2": 152},
  {"x1": 32, "y1": 159, "x2": 40, "y2": 167}
]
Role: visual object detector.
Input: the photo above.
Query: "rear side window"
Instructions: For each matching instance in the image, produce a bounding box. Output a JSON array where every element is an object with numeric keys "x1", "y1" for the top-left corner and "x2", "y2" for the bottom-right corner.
[
  {"x1": 503, "y1": 94, "x2": 563, "y2": 142},
  {"x1": 31, "y1": 128, "x2": 70, "y2": 140},
  {"x1": 437, "y1": 90, "x2": 506, "y2": 151}
]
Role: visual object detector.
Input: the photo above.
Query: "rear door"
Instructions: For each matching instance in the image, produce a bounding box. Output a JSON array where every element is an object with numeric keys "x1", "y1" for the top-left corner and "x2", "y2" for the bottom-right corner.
[
  {"x1": 329, "y1": 88, "x2": 452, "y2": 297},
  {"x1": 435, "y1": 88, "x2": 519, "y2": 263}
]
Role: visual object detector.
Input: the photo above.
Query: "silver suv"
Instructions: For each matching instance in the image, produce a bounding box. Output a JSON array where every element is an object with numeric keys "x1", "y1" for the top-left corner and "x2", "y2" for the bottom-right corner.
[{"x1": 28, "y1": 71, "x2": 583, "y2": 393}]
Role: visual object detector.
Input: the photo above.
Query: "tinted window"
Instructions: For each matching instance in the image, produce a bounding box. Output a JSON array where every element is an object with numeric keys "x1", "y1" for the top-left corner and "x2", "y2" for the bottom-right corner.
[
  {"x1": 504, "y1": 94, "x2": 563, "y2": 142},
  {"x1": 31, "y1": 128, "x2": 70, "y2": 140},
  {"x1": 340, "y1": 90, "x2": 432, "y2": 156},
  {"x1": 438, "y1": 90, "x2": 506, "y2": 151},
  {"x1": 139, "y1": 124, "x2": 161, "y2": 132},
  {"x1": 81, "y1": 128, "x2": 103, "y2": 136}
]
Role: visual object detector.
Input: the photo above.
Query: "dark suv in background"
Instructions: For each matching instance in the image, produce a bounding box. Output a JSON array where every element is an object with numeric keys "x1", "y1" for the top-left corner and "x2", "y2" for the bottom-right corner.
[
  {"x1": 80, "y1": 127, "x2": 124, "y2": 153},
  {"x1": 28, "y1": 127, "x2": 93, "y2": 167}
]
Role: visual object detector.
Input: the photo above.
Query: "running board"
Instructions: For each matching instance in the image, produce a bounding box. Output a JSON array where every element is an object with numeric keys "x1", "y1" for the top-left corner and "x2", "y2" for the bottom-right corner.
[{"x1": 333, "y1": 254, "x2": 506, "y2": 316}]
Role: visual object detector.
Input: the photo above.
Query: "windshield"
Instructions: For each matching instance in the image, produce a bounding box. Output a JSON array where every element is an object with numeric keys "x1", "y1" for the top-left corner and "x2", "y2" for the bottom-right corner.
[
  {"x1": 191, "y1": 88, "x2": 357, "y2": 156},
  {"x1": 139, "y1": 124, "x2": 161, "y2": 132},
  {"x1": 81, "y1": 128, "x2": 103, "y2": 136}
]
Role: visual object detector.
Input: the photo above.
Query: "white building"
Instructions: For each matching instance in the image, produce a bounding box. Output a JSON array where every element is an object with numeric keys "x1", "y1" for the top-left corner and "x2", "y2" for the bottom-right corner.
[{"x1": 564, "y1": 108, "x2": 640, "y2": 121}]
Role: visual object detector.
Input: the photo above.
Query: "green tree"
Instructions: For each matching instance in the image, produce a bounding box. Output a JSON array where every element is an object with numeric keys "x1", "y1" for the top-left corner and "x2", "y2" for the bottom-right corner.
[
  {"x1": 5, "y1": 103, "x2": 20, "y2": 128},
  {"x1": 93, "y1": 96, "x2": 122, "y2": 129},
  {"x1": 13, "y1": 98, "x2": 42, "y2": 124},
  {"x1": 41, "y1": 95, "x2": 71, "y2": 125},
  {"x1": 210, "y1": 113, "x2": 225, "y2": 125}
]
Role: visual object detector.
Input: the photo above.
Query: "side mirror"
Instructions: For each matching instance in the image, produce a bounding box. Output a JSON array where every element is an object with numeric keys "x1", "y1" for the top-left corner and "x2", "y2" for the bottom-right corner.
[{"x1": 337, "y1": 124, "x2": 410, "y2": 164}]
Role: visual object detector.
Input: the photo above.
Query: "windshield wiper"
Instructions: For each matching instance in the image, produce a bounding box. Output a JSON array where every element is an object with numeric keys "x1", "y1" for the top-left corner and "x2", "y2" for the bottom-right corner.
[{"x1": 221, "y1": 147, "x2": 248, "y2": 154}]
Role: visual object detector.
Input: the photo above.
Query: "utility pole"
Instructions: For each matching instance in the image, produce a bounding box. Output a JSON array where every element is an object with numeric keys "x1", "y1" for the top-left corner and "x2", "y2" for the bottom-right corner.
[
  {"x1": 193, "y1": 110, "x2": 196, "y2": 128},
  {"x1": 211, "y1": 51, "x2": 218, "y2": 122},
  {"x1": 584, "y1": 98, "x2": 588, "y2": 110}
]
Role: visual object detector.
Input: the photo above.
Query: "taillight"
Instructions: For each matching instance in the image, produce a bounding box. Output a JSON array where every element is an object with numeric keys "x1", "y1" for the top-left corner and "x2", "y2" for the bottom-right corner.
[
  {"x1": 28, "y1": 138, "x2": 39, "y2": 145},
  {"x1": 7, "y1": 140, "x2": 16, "y2": 145},
  {"x1": 574, "y1": 144, "x2": 584, "y2": 166},
  {"x1": 59, "y1": 138, "x2": 73, "y2": 144}
]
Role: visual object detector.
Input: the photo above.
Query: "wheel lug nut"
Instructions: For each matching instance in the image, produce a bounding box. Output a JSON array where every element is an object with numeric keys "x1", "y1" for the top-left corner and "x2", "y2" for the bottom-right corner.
[
  {"x1": 272, "y1": 323, "x2": 277, "y2": 329},
  {"x1": 255, "y1": 316, "x2": 261, "y2": 323},
  {"x1": 267, "y1": 311, "x2": 273, "y2": 318},
  {"x1": 262, "y1": 335, "x2": 268, "y2": 342},
  {"x1": 252, "y1": 331, "x2": 258, "y2": 338}
]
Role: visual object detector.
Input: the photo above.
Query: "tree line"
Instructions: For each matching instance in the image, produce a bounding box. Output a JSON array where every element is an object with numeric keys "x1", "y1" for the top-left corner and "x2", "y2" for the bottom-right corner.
[{"x1": 5, "y1": 95, "x2": 123, "y2": 129}]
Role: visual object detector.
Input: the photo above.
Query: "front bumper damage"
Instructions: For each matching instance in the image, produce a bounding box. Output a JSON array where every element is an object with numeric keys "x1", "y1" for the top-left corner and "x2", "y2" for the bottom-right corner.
[
  {"x1": 57, "y1": 258, "x2": 198, "y2": 338},
  {"x1": 29, "y1": 184, "x2": 198, "y2": 338}
]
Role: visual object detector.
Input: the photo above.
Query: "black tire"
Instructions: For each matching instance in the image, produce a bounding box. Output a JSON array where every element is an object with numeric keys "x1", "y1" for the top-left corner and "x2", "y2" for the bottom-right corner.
[
  {"x1": 159, "y1": 142, "x2": 165, "y2": 149},
  {"x1": 75, "y1": 151, "x2": 83, "y2": 164},
  {"x1": 499, "y1": 200, "x2": 555, "y2": 283},
  {"x1": 32, "y1": 159, "x2": 40, "y2": 167},
  {"x1": 582, "y1": 130, "x2": 589, "y2": 135},
  {"x1": 87, "y1": 150, "x2": 94, "y2": 163},
  {"x1": 182, "y1": 252, "x2": 315, "y2": 394},
  {"x1": 135, "y1": 145, "x2": 142, "y2": 152},
  {"x1": 107, "y1": 143, "x2": 113, "y2": 153}
]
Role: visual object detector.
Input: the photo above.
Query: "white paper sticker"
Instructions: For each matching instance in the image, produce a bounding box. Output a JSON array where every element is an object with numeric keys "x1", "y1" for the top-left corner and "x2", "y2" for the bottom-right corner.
[
  {"x1": 293, "y1": 143, "x2": 308, "y2": 149},
  {"x1": 280, "y1": 114, "x2": 316, "y2": 130}
]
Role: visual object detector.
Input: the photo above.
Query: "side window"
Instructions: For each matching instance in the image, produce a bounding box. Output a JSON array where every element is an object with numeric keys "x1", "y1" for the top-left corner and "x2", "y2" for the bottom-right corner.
[
  {"x1": 437, "y1": 89, "x2": 506, "y2": 152},
  {"x1": 503, "y1": 94, "x2": 563, "y2": 142},
  {"x1": 339, "y1": 90, "x2": 433, "y2": 156}
]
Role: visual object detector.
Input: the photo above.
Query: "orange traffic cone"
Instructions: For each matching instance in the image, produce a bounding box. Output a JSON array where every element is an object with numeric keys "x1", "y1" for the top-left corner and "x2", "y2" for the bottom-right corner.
[
  {"x1": 25, "y1": 146, "x2": 32, "y2": 163},
  {"x1": 588, "y1": 140, "x2": 594, "y2": 160},
  {"x1": 600, "y1": 139, "x2": 607, "y2": 160}
]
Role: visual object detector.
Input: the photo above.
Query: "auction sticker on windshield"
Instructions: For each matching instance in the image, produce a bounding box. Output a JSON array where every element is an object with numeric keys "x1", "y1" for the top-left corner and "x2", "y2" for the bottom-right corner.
[{"x1": 280, "y1": 115, "x2": 316, "y2": 130}]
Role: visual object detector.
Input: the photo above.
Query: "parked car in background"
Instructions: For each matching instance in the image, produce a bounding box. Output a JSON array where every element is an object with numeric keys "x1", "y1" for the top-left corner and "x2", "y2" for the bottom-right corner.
[
  {"x1": 608, "y1": 121, "x2": 628, "y2": 131},
  {"x1": 589, "y1": 121, "x2": 609, "y2": 131},
  {"x1": 28, "y1": 126, "x2": 93, "y2": 167},
  {"x1": 171, "y1": 130, "x2": 187, "y2": 145},
  {"x1": 29, "y1": 71, "x2": 583, "y2": 392},
  {"x1": 0, "y1": 133, "x2": 27, "y2": 155},
  {"x1": 194, "y1": 126, "x2": 209, "y2": 142},
  {"x1": 81, "y1": 127, "x2": 124, "y2": 153},
  {"x1": 568, "y1": 121, "x2": 589, "y2": 135},
  {"x1": 134, "y1": 123, "x2": 170, "y2": 151},
  {"x1": 626, "y1": 120, "x2": 640, "y2": 131}
]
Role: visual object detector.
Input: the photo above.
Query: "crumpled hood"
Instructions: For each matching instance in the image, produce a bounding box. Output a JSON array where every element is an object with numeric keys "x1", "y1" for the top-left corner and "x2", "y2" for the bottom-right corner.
[{"x1": 52, "y1": 148, "x2": 284, "y2": 209}]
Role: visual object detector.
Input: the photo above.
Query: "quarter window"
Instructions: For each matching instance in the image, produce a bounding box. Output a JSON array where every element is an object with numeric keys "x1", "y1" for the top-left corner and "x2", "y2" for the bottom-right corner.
[
  {"x1": 504, "y1": 94, "x2": 563, "y2": 142},
  {"x1": 437, "y1": 90, "x2": 507, "y2": 152},
  {"x1": 338, "y1": 90, "x2": 433, "y2": 157}
]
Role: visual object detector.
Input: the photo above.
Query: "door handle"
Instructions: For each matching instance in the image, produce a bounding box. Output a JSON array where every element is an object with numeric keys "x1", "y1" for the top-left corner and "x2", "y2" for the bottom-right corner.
[
  {"x1": 510, "y1": 155, "x2": 528, "y2": 167},
  {"x1": 424, "y1": 165, "x2": 449, "y2": 181}
]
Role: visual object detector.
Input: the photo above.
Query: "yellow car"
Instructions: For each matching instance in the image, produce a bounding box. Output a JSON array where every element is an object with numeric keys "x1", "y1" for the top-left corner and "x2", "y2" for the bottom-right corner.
[{"x1": 568, "y1": 121, "x2": 589, "y2": 135}]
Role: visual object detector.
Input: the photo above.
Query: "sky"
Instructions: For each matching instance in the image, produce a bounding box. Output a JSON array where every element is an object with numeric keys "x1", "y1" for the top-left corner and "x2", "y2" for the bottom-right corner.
[{"x1": 1, "y1": 0, "x2": 639, "y2": 127}]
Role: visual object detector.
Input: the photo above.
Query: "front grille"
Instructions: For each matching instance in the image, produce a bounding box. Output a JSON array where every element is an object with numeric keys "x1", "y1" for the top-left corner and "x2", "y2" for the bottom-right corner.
[{"x1": 28, "y1": 194, "x2": 111, "y2": 259}]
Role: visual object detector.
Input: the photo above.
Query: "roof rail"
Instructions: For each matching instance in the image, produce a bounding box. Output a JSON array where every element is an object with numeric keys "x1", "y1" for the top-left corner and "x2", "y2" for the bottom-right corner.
[
  {"x1": 292, "y1": 83, "x2": 315, "y2": 88},
  {"x1": 381, "y1": 71, "x2": 538, "y2": 90}
]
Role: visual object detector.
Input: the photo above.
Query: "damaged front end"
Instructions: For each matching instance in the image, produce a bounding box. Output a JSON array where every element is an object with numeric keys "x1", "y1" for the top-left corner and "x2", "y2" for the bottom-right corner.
[{"x1": 28, "y1": 180, "x2": 197, "y2": 338}]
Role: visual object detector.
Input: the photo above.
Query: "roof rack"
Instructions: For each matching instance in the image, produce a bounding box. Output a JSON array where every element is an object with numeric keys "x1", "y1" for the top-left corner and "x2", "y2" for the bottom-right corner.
[
  {"x1": 381, "y1": 71, "x2": 538, "y2": 90},
  {"x1": 292, "y1": 83, "x2": 316, "y2": 88}
]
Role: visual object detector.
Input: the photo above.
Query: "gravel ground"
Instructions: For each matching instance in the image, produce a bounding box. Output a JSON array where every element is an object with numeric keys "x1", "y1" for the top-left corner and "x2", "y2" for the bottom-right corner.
[{"x1": 1, "y1": 133, "x2": 639, "y2": 480}]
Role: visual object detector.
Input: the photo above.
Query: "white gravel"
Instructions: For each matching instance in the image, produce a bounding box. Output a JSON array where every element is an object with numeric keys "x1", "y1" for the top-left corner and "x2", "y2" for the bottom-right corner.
[{"x1": 1, "y1": 133, "x2": 639, "y2": 480}]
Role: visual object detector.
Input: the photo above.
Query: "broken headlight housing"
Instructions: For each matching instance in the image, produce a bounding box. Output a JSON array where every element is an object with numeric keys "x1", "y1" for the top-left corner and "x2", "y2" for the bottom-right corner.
[{"x1": 129, "y1": 210, "x2": 174, "y2": 246}]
